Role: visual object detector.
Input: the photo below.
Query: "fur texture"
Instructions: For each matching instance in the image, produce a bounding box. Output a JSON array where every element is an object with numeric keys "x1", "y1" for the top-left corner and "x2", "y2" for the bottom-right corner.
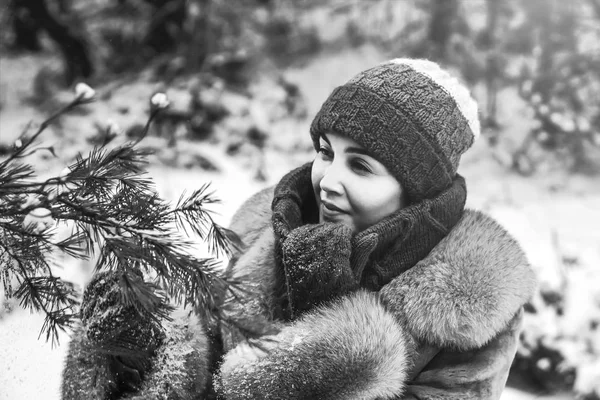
[
  {"x1": 220, "y1": 225, "x2": 283, "y2": 354},
  {"x1": 228, "y1": 187, "x2": 274, "y2": 250},
  {"x1": 404, "y1": 309, "x2": 523, "y2": 399},
  {"x1": 227, "y1": 227, "x2": 280, "y2": 312},
  {"x1": 380, "y1": 209, "x2": 537, "y2": 350},
  {"x1": 218, "y1": 291, "x2": 408, "y2": 400},
  {"x1": 220, "y1": 189, "x2": 537, "y2": 399}
]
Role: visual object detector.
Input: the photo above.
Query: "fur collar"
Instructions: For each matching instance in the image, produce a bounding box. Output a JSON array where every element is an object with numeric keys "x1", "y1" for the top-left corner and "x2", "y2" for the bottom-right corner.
[{"x1": 381, "y1": 209, "x2": 537, "y2": 351}]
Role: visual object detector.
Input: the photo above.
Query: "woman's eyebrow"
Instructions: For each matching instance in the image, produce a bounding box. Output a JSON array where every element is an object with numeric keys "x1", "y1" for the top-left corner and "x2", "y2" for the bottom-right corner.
[
  {"x1": 346, "y1": 147, "x2": 369, "y2": 156},
  {"x1": 320, "y1": 133, "x2": 369, "y2": 156}
]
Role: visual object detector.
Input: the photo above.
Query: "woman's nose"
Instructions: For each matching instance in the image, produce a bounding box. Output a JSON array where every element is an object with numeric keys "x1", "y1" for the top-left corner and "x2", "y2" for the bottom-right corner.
[{"x1": 319, "y1": 163, "x2": 344, "y2": 194}]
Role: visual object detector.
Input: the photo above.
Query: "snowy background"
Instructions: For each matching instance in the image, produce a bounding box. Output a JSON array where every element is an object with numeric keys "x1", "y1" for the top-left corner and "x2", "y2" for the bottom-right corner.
[{"x1": 1, "y1": 1, "x2": 600, "y2": 399}]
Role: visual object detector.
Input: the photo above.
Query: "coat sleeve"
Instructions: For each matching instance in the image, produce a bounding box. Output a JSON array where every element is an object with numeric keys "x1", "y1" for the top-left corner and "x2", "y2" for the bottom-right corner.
[
  {"x1": 219, "y1": 223, "x2": 284, "y2": 353},
  {"x1": 217, "y1": 291, "x2": 410, "y2": 400},
  {"x1": 227, "y1": 186, "x2": 275, "y2": 262},
  {"x1": 401, "y1": 308, "x2": 523, "y2": 400},
  {"x1": 219, "y1": 186, "x2": 285, "y2": 353}
]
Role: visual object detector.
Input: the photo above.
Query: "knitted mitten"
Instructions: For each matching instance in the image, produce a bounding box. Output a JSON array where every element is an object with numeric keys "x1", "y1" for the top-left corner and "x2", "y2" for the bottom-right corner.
[
  {"x1": 80, "y1": 271, "x2": 165, "y2": 394},
  {"x1": 281, "y1": 223, "x2": 358, "y2": 314}
]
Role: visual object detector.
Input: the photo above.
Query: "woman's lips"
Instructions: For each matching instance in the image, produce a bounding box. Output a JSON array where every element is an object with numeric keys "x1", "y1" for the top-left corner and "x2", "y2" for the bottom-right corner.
[{"x1": 321, "y1": 200, "x2": 346, "y2": 214}]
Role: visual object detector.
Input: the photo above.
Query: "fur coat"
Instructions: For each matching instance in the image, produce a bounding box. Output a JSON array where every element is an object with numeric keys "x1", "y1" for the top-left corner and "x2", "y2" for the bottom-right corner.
[{"x1": 215, "y1": 183, "x2": 537, "y2": 400}]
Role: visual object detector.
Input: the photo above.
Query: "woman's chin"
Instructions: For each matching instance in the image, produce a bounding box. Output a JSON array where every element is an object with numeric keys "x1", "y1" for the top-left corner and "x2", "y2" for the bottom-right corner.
[{"x1": 320, "y1": 213, "x2": 355, "y2": 231}]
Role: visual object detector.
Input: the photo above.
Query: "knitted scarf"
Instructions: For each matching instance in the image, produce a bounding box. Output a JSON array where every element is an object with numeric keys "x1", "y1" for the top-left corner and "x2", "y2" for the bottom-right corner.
[{"x1": 271, "y1": 163, "x2": 467, "y2": 320}]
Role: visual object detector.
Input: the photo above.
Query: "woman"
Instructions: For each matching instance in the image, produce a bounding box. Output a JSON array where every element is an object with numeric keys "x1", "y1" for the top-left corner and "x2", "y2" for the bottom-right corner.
[{"x1": 215, "y1": 58, "x2": 537, "y2": 399}]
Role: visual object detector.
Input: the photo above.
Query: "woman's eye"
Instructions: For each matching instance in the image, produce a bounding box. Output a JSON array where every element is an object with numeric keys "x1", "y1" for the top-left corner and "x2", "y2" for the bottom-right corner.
[
  {"x1": 318, "y1": 146, "x2": 333, "y2": 159},
  {"x1": 350, "y1": 159, "x2": 372, "y2": 174}
]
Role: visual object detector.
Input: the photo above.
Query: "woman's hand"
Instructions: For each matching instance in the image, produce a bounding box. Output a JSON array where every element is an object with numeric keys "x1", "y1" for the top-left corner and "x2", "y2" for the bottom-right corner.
[{"x1": 281, "y1": 223, "x2": 358, "y2": 314}]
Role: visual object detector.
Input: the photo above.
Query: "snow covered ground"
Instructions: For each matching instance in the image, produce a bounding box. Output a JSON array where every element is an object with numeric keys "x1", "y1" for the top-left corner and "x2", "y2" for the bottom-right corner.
[{"x1": 2, "y1": 46, "x2": 598, "y2": 399}]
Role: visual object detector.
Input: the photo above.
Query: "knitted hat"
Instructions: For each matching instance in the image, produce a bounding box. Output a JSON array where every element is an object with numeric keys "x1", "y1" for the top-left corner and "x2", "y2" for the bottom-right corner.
[{"x1": 310, "y1": 58, "x2": 480, "y2": 203}]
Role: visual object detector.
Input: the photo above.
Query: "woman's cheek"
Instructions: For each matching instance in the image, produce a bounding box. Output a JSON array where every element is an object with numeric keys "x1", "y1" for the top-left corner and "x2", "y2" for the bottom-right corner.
[{"x1": 311, "y1": 159, "x2": 325, "y2": 196}]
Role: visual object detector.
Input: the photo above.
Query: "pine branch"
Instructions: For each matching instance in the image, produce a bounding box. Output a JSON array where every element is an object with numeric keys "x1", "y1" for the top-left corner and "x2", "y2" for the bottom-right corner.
[
  {"x1": 8, "y1": 251, "x2": 79, "y2": 346},
  {"x1": 117, "y1": 272, "x2": 174, "y2": 323},
  {"x1": 0, "y1": 162, "x2": 36, "y2": 192},
  {"x1": 207, "y1": 223, "x2": 243, "y2": 258},
  {"x1": 172, "y1": 184, "x2": 220, "y2": 238},
  {"x1": 0, "y1": 87, "x2": 257, "y2": 350},
  {"x1": 54, "y1": 230, "x2": 90, "y2": 259},
  {"x1": 172, "y1": 185, "x2": 243, "y2": 257}
]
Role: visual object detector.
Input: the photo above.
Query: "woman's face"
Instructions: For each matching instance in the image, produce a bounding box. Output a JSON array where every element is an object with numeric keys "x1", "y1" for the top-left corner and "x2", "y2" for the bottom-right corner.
[{"x1": 311, "y1": 132, "x2": 405, "y2": 233}]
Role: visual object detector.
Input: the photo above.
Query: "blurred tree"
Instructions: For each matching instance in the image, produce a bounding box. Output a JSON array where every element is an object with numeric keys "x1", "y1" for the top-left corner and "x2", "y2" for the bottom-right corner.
[
  {"x1": 93, "y1": 0, "x2": 270, "y2": 79},
  {"x1": 9, "y1": 0, "x2": 42, "y2": 52},
  {"x1": 483, "y1": 0, "x2": 500, "y2": 129},
  {"x1": 141, "y1": 0, "x2": 187, "y2": 53},
  {"x1": 415, "y1": 0, "x2": 600, "y2": 176},
  {"x1": 14, "y1": 0, "x2": 93, "y2": 85},
  {"x1": 510, "y1": 0, "x2": 600, "y2": 175},
  {"x1": 589, "y1": 0, "x2": 600, "y2": 16},
  {"x1": 428, "y1": 0, "x2": 459, "y2": 59},
  {"x1": 4, "y1": 0, "x2": 318, "y2": 86}
]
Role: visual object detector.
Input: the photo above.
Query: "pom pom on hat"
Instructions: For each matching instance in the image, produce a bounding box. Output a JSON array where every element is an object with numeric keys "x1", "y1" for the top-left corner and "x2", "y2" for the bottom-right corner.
[{"x1": 310, "y1": 58, "x2": 480, "y2": 203}]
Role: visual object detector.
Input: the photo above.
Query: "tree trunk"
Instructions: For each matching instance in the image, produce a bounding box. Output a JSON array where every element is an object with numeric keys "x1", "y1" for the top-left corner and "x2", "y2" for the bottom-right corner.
[
  {"x1": 142, "y1": 0, "x2": 187, "y2": 53},
  {"x1": 428, "y1": 0, "x2": 459, "y2": 59},
  {"x1": 22, "y1": 0, "x2": 93, "y2": 85},
  {"x1": 588, "y1": 0, "x2": 600, "y2": 18},
  {"x1": 484, "y1": 0, "x2": 500, "y2": 129},
  {"x1": 10, "y1": 0, "x2": 42, "y2": 51}
]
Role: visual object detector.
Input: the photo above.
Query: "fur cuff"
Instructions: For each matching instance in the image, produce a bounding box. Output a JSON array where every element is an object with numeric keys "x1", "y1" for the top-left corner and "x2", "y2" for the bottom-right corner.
[{"x1": 217, "y1": 291, "x2": 408, "y2": 400}]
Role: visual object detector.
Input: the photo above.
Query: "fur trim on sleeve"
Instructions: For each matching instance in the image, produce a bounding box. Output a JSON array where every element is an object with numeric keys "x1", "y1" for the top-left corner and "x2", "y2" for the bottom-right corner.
[
  {"x1": 221, "y1": 225, "x2": 282, "y2": 353},
  {"x1": 218, "y1": 291, "x2": 408, "y2": 400},
  {"x1": 381, "y1": 210, "x2": 537, "y2": 351},
  {"x1": 228, "y1": 226, "x2": 280, "y2": 313}
]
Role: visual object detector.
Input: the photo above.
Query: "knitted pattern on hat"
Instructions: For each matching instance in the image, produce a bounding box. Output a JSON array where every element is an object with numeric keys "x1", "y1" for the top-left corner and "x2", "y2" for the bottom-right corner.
[{"x1": 310, "y1": 58, "x2": 480, "y2": 203}]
